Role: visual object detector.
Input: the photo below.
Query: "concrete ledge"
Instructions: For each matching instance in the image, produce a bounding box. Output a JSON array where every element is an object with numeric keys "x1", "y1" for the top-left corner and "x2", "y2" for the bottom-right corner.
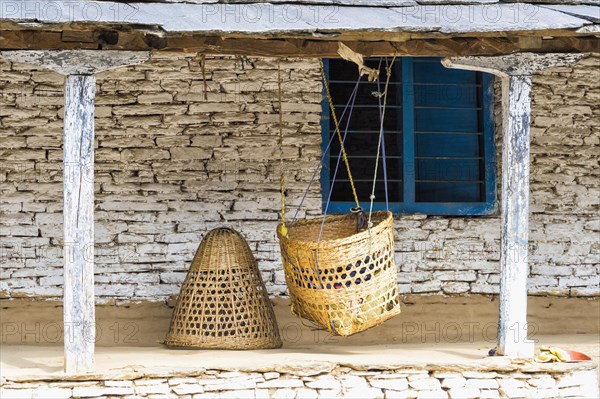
[
  {"x1": 1, "y1": 344, "x2": 598, "y2": 399},
  {"x1": 1, "y1": 296, "x2": 598, "y2": 398}
]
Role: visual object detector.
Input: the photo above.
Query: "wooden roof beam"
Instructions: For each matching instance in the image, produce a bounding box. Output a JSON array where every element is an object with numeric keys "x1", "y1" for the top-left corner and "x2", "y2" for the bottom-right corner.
[{"x1": 0, "y1": 29, "x2": 598, "y2": 56}]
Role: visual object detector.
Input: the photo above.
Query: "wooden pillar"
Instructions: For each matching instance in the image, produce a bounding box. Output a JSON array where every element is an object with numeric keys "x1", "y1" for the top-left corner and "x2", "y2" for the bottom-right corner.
[
  {"x1": 63, "y1": 74, "x2": 96, "y2": 372},
  {"x1": 0, "y1": 50, "x2": 149, "y2": 373},
  {"x1": 442, "y1": 53, "x2": 584, "y2": 358},
  {"x1": 498, "y1": 74, "x2": 533, "y2": 358}
]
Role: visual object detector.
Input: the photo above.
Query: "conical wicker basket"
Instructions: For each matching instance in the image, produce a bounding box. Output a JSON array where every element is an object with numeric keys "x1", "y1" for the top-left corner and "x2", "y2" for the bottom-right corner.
[
  {"x1": 277, "y1": 211, "x2": 400, "y2": 336},
  {"x1": 165, "y1": 228, "x2": 282, "y2": 349}
]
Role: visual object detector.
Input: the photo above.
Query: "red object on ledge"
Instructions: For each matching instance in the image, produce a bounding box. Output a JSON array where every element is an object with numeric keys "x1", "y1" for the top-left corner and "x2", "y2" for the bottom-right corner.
[{"x1": 566, "y1": 350, "x2": 592, "y2": 362}]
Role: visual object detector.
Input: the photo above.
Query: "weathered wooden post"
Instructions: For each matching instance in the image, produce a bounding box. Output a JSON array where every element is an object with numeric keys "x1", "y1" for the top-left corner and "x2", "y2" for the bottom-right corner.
[
  {"x1": 63, "y1": 73, "x2": 97, "y2": 372},
  {"x1": 442, "y1": 53, "x2": 584, "y2": 358},
  {"x1": 0, "y1": 50, "x2": 149, "y2": 373}
]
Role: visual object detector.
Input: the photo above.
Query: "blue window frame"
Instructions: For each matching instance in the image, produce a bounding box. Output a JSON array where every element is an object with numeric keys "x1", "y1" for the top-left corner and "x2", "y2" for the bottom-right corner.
[{"x1": 321, "y1": 57, "x2": 496, "y2": 216}]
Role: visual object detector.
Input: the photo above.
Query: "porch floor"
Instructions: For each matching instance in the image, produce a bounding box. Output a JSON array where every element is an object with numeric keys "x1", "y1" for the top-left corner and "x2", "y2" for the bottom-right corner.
[{"x1": 2, "y1": 334, "x2": 598, "y2": 382}]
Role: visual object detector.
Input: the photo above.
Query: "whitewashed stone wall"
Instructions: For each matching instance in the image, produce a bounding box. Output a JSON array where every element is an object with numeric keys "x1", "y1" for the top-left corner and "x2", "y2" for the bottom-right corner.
[
  {"x1": 0, "y1": 54, "x2": 598, "y2": 301},
  {"x1": 1, "y1": 366, "x2": 598, "y2": 399}
]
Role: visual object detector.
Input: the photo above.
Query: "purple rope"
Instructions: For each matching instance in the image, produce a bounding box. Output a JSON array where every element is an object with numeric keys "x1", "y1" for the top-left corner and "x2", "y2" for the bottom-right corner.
[
  {"x1": 376, "y1": 58, "x2": 390, "y2": 211},
  {"x1": 292, "y1": 77, "x2": 362, "y2": 223},
  {"x1": 319, "y1": 78, "x2": 361, "y2": 242}
]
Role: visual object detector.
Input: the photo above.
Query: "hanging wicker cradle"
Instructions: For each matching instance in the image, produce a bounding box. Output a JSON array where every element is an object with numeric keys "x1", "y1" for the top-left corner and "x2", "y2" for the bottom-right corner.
[
  {"x1": 165, "y1": 227, "x2": 282, "y2": 349},
  {"x1": 277, "y1": 211, "x2": 400, "y2": 337},
  {"x1": 275, "y1": 57, "x2": 401, "y2": 337}
]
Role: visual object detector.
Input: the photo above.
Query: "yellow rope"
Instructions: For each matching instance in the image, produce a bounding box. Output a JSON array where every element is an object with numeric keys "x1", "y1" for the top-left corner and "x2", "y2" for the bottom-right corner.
[
  {"x1": 277, "y1": 60, "x2": 288, "y2": 236},
  {"x1": 319, "y1": 59, "x2": 360, "y2": 209}
]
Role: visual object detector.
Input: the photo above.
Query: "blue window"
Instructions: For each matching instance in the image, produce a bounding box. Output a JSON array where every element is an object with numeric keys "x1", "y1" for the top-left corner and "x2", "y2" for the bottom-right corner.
[{"x1": 321, "y1": 57, "x2": 496, "y2": 216}]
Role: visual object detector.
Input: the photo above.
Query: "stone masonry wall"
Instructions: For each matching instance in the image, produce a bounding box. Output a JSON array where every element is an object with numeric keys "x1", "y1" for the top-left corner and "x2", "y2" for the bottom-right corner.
[
  {"x1": 1, "y1": 366, "x2": 598, "y2": 399},
  {"x1": 0, "y1": 54, "x2": 598, "y2": 301}
]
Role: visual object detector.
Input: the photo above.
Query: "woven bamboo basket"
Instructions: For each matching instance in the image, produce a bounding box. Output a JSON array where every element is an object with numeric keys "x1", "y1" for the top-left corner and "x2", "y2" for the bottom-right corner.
[
  {"x1": 277, "y1": 211, "x2": 400, "y2": 336},
  {"x1": 165, "y1": 228, "x2": 282, "y2": 349}
]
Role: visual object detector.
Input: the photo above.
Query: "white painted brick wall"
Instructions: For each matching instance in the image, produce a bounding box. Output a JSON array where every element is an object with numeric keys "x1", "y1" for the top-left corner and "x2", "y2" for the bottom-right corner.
[
  {"x1": 0, "y1": 54, "x2": 598, "y2": 301},
  {"x1": 1, "y1": 367, "x2": 597, "y2": 399}
]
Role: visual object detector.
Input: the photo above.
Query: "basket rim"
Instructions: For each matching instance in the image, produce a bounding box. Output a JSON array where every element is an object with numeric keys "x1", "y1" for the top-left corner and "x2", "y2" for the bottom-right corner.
[
  {"x1": 277, "y1": 210, "x2": 393, "y2": 248},
  {"x1": 163, "y1": 335, "x2": 283, "y2": 350}
]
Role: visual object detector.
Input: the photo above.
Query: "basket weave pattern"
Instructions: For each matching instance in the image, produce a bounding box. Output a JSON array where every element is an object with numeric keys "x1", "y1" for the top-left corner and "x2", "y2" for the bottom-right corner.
[
  {"x1": 277, "y1": 211, "x2": 401, "y2": 336},
  {"x1": 165, "y1": 228, "x2": 282, "y2": 349}
]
